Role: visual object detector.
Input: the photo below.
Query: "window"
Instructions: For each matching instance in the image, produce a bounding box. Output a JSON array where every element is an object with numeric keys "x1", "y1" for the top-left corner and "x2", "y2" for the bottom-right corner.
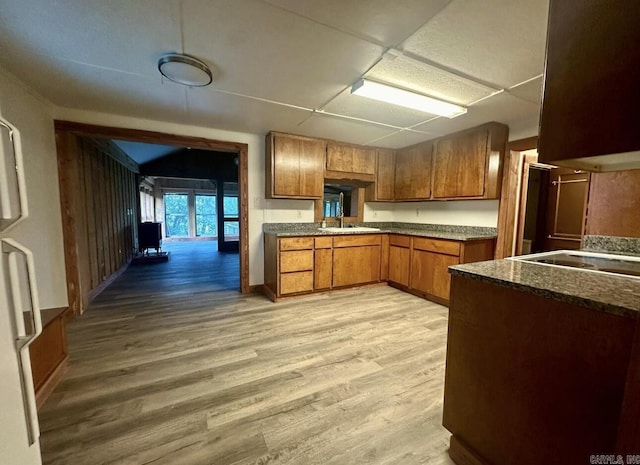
[
  {"x1": 163, "y1": 193, "x2": 189, "y2": 237},
  {"x1": 195, "y1": 194, "x2": 217, "y2": 237},
  {"x1": 140, "y1": 188, "x2": 155, "y2": 222}
]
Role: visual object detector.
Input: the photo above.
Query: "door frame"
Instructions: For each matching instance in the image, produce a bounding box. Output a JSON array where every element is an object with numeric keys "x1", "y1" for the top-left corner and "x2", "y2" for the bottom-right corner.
[
  {"x1": 54, "y1": 120, "x2": 250, "y2": 304},
  {"x1": 495, "y1": 137, "x2": 538, "y2": 259}
]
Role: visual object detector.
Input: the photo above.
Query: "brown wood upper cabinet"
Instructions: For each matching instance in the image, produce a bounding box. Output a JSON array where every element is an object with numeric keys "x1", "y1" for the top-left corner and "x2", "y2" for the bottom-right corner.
[
  {"x1": 326, "y1": 143, "x2": 376, "y2": 177},
  {"x1": 432, "y1": 123, "x2": 507, "y2": 200},
  {"x1": 266, "y1": 132, "x2": 325, "y2": 199},
  {"x1": 538, "y1": 0, "x2": 640, "y2": 171},
  {"x1": 395, "y1": 141, "x2": 433, "y2": 201},
  {"x1": 365, "y1": 149, "x2": 395, "y2": 202}
]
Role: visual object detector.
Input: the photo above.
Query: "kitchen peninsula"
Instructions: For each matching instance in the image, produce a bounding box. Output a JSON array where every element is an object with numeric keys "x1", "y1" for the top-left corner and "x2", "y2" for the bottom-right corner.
[{"x1": 443, "y1": 255, "x2": 640, "y2": 464}]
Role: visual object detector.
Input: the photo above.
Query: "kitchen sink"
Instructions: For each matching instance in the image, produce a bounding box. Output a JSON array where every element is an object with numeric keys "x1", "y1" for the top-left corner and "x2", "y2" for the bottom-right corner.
[
  {"x1": 318, "y1": 226, "x2": 381, "y2": 232},
  {"x1": 509, "y1": 250, "x2": 640, "y2": 279}
]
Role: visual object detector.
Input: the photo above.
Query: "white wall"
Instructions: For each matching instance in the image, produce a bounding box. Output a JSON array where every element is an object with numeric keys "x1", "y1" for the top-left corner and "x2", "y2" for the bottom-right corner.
[
  {"x1": 391, "y1": 200, "x2": 499, "y2": 227},
  {"x1": 0, "y1": 68, "x2": 67, "y2": 308}
]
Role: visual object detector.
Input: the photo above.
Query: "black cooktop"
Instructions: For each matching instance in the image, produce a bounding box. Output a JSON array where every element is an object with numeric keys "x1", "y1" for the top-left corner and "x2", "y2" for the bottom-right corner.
[{"x1": 524, "y1": 252, "x2": 640, "y2": 277}]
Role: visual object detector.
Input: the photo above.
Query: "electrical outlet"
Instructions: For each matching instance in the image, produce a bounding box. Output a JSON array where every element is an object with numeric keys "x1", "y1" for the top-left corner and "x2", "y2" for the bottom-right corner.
[
  {"x1": 416, "y1": 209, "x2": 420, "y2": 217},
  {"x1": 372, "y1": 211, "x2": 378, "y2": 218},
  {"x1": 297, "y1": 210, "x2": 302, "y2": 218}
]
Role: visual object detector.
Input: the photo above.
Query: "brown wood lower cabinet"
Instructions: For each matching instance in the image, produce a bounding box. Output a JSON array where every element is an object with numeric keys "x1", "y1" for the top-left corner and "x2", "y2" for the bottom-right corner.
[
  {"x1": 263, "y1": 232, "x2": 494, "y2": 304},
  {"x1": 388, "y1": 235, "x2": 495, "y2": 305},
  {"x1": 411, "y1": 250, "x2": 459, "y2": 301},
  {"x1": 333, "y1": 245, "x2": 381, "y2": 287},
  {"x1": 264, "y1": 233, "x2": 385, "y2": 300}
]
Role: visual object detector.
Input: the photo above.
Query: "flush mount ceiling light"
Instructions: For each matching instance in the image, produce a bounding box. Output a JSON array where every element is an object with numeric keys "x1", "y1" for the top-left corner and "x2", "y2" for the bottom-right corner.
[
  {"x1": 351, "y1": 79, "x2": 467, "y2": 118},
  {"x1": 158, "y1": 53, "x2": 212, "y2": 87}
]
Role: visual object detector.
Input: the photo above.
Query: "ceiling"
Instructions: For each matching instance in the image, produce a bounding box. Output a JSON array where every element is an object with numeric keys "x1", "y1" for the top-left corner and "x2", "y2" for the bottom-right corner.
[{"x1": 0, "y1": 0, "x2": 549, "y2": 152}]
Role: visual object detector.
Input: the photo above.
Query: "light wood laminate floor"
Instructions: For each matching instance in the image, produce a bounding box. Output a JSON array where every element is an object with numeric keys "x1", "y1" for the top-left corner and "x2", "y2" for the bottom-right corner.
[{"x1": 39, "y1": 242, "x2": 454, "y2": 465}]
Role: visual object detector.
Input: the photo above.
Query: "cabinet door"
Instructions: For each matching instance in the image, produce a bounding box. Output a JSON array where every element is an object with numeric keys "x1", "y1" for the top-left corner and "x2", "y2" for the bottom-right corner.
[
  {"x1": 333, "y1": 246, "x2": 381, "y2": 287},
  {"x1": 433, "y1": 130, "x2": 488, "y2": 199},
  {"x1": 538, "y1": 0, "x2": 640, "y2": 167},
  {"x1": 395, "y1": 143, "x2": 432, "y2": 200},
  {"x1": 299, "y1": 139, "x2": 326, "y2": 198},
  {"x1": 375, "y1": 149, "x2": 395, "y2": 201},
  {"x1": 388, "y1": 245, "x2": 410, "y2": 287},
  {"x1": 314, "y1": 249, "x2": 333, "y2": 290},
  {"x1": 411, "y1": 250, "x2": 459, "y2": 300},
  {"x1": 271, "y1": 134, "x2": 324, "y2": 198},
  {"x1": 326, "y1": 144, "x2": 376, "y2": 175}
]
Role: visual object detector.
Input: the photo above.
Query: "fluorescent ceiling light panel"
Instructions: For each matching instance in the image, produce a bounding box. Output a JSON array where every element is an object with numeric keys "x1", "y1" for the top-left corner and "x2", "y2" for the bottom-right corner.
[{"x1": 351, "y1": 79, "x2": 467, "y2": 118}]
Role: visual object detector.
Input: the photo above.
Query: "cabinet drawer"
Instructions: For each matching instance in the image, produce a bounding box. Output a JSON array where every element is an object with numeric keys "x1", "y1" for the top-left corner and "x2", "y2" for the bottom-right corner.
[
  {"x1": 389, "y1": 235, "x2": 411, "y2": 248},
  {"x1": 280, "y1": 271, "x2": 314, "y2": 295},
  {"x1": 315, "y1": 237, "x2": 333, "y2": 249},
  {"x1": 413, "y1": 237, "x2": 460, "y2": 256},
  {"x1": 280, "y1": 250, "x2": 313, "y2": 272},
  {"x1": 280, "y1": 237, "x2": 314, "y2": 251},
  {"x1": 333, "y1": 234, "x2": 381, "y2": 248}
]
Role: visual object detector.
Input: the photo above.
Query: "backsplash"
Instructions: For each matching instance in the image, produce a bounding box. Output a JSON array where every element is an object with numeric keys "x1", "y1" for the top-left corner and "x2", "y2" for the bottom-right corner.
[
  {"x1": 583, "y1": 235, "x2": 640, "y2": 255},
  {"x1": 263, "y1": 222, "x2": 497, "y2": 236}
]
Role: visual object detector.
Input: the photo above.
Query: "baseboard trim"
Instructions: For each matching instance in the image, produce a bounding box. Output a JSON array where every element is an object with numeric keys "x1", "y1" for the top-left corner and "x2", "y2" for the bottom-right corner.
[
  {"x1": 35, "y1": 355, "x2": 69, "y2": 410},
  {"x1": 248, "y1": 284, "x2": 264, "y2": 294},
  {"x1": 88, "y1": 260, "x2": 131, "y2": 304}
]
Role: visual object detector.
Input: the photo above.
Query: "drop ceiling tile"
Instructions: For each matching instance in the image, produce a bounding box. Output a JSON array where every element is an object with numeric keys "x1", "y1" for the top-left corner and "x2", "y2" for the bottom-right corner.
[
  {"x1": 261, "y1": 0, "x2": 450, "y2": 46},
  {"x1": 296, "y1": 114, "x2": 397, "y2": 145},
  {"x1": 1, "y1": 53, "x2": 186, "y2": 120},
  {"x1": 508, "y1": 76, "x2": 543, "y2": 105},
  {"x1": 322, "y1": 88, "x2": 436, "y2": 128},
  {"x1": 402, "y1": 0, "x2": 549, "y2": 89},
  {"x1": 411, "y1": 92, "x2": 541, "y2": 138},
  {"x1": 366, "y1": 54, "x2": 495, "y2": 105},
  {"x1": 183, "y1": 0, "x2": 384, "y2": 109},
  {"x1": 184, "y1": 89, "x2": 313, "y2": 135},
  {"x1": 366, "y1": 129, "x2": 435, "y2": 149},
  {"x1": 0, "y1": 0, "x2": 179, "y2": 78}
]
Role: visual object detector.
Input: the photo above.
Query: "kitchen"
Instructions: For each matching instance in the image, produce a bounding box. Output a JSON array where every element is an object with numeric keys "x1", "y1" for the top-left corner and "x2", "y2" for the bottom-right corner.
[{"x1": 1, "y1": 0, "x2": 639, "y2": 464}]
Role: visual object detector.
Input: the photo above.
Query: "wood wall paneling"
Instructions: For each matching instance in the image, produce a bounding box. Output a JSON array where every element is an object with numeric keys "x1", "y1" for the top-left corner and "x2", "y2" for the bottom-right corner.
[
  {"x1": 56, "y1": 134, "x2": 138, "y2": 315},
  {"x1": 585, "y1": 169, "x2": 640, "y2": 238}
]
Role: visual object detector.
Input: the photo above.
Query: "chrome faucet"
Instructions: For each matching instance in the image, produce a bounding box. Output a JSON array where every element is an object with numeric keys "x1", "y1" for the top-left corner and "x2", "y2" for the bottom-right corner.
[{"x1": 338, "y1": 192, "x2": 344, "y2": 228}]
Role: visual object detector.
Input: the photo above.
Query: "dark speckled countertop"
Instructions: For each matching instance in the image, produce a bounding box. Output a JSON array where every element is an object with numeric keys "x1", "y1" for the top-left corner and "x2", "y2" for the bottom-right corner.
[
  {"x1": 450, "y1": 258, "x2": 640, "y2": 319},
  {"x1": 263, "y1": 222, "x2": 497, "y2": 242}
]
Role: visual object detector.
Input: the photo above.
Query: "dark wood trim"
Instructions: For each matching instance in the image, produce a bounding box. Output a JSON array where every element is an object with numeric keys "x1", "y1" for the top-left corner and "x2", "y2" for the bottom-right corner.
[
  {"x1": 508, "y1": 136, "x2": 538, "y2": 152},
  {"x1": 55, "y1": 131, "x2": 82, "y2": 315},
  {"x1": 87, "y1": 260, "x2": 130, "y2": 302},
  {"x1": 35, "y1": 356, "x2": 69, "y2": 409},
  {"x1": 54, "y1": 120, "x2": 250, "y2": 294},
  {"x1": 248, "y1": 284, "x2": 264, "y2": 294},
  {"x1": 54, "y1": 121, "x2": 246, "y2": 153}
]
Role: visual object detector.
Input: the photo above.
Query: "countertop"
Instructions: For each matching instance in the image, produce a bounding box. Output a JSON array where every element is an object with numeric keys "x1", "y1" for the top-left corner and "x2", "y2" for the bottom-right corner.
[
  {"x1": 450, "y1": 258, "x2": 640, "y2": 319},
  {"x1": 263, "y1": 222, "x2": 497, "y2": 242}
]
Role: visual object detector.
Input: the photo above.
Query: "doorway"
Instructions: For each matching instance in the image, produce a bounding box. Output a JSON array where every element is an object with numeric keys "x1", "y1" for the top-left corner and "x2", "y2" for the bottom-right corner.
[
  {"x1": 496, "y1": 139, "x2": 591, "y2": 259},
  {"x1": 54, "y1": 121, "x2": 249, "y2": 315}
]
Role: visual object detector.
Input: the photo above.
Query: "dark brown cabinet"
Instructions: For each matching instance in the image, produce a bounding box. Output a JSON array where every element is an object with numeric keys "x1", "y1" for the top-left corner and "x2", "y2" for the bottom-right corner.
[
  {"x1": 538, "y1": 0, "x2": 640, "y2": 171},
  {"x1": 266, "y1": 132, "x2": 325, "y2": 199},
  {"x1": 394, "y1": 142, "x2": 433, "y2": 200}
]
